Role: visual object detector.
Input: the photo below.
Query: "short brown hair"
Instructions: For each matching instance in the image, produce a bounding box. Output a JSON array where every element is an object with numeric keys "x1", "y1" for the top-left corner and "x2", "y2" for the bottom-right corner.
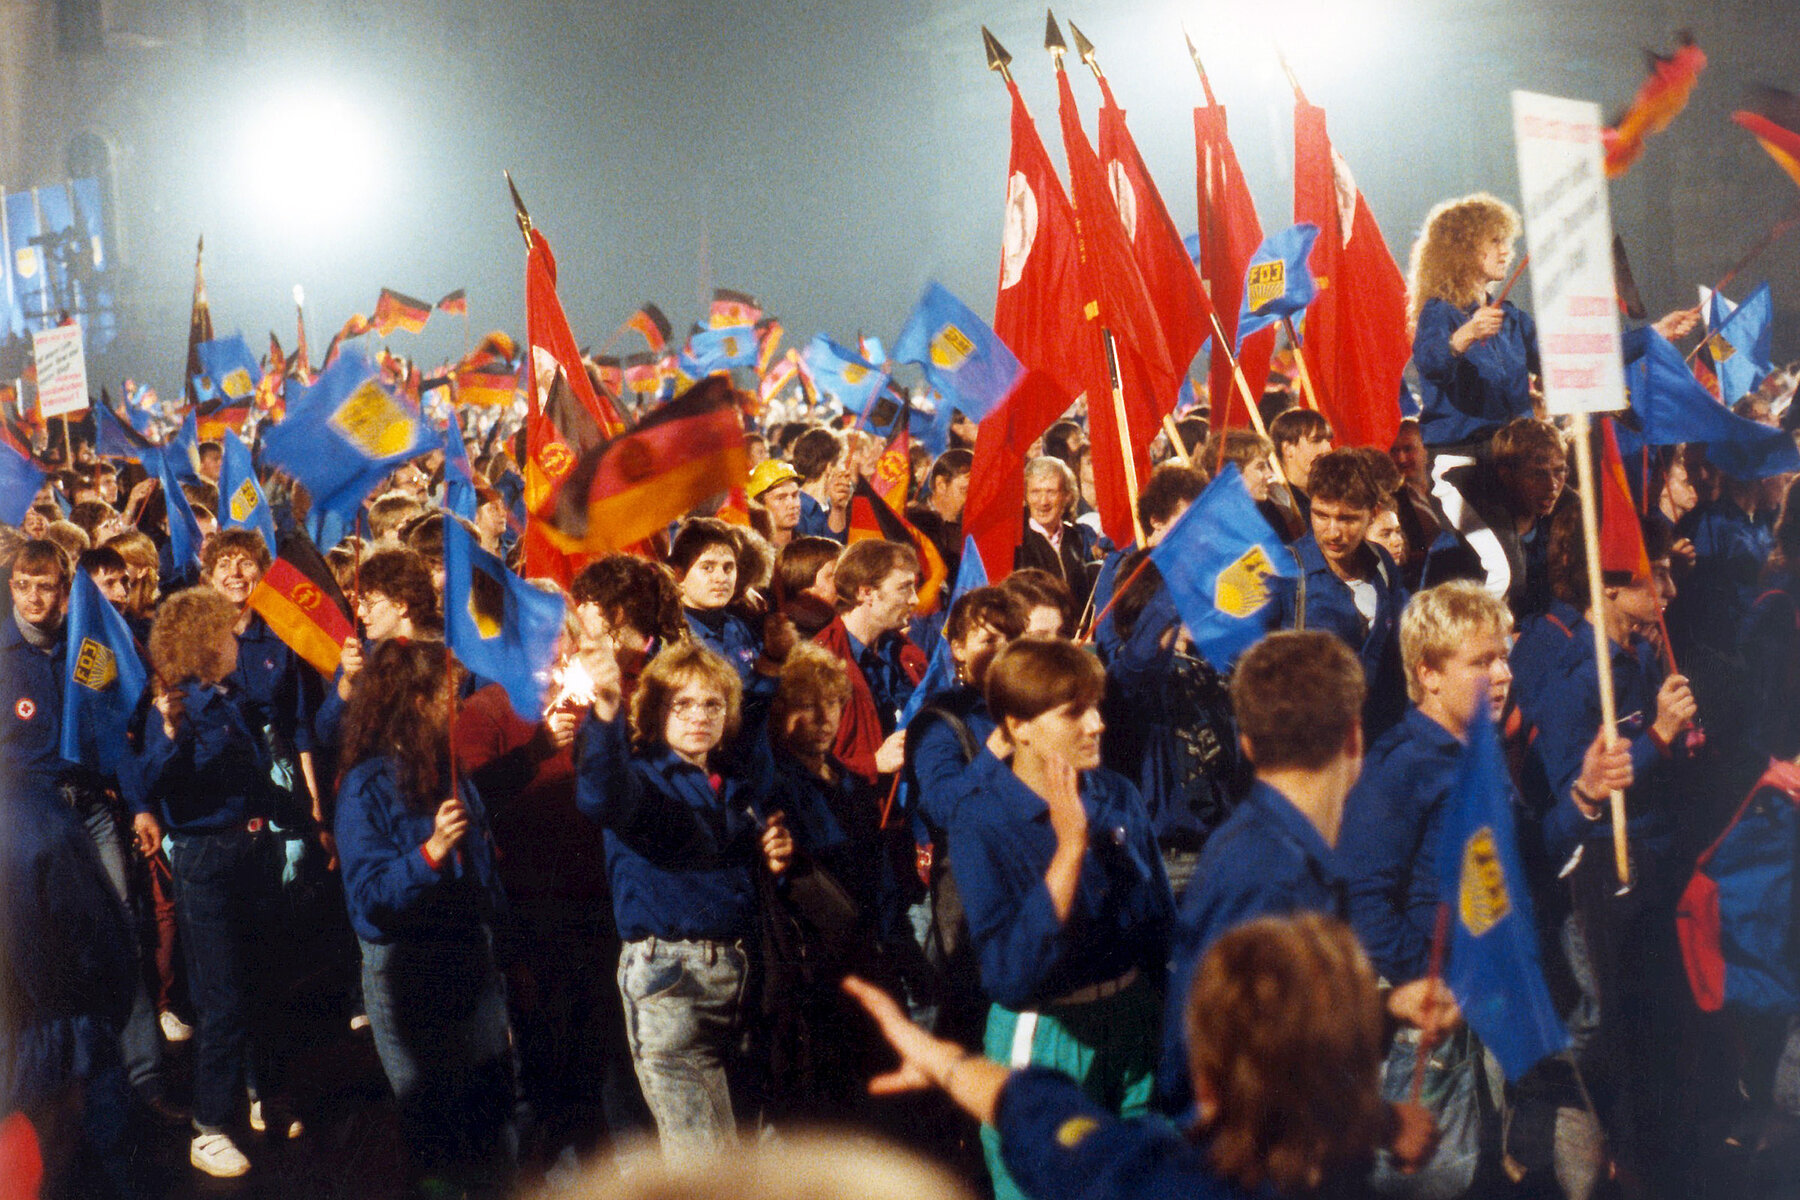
[
  {"x1": 945, "y1": 585, "x2": 1028, "y2": 644},
  {"x1": 10, "y1": 538, "x2": 71, "y2": 589},
  {"x1": 1269, "y1": 408, "x2": 1332, "y2": 455},
  {"x1": 1230, "y1": 632, "x2": 1364, "y2": 769},
  {"x1": 667, "y1": 517, "x2": 740, "y2": 578},
  {"x1": 367, "y1": 491, "x2": 426, "y2": 540},
  {"x1": 1305, "y1": 449, "x2": 1380, "y2": 512},
  {"x1": 790, "y1": 428, "x2": 844, "y2": 483},
  {"x1": 771, "y1": 643, "x2": 853, "y2": 732},
  {"x1": 998, "y1": 568, "x2": 1074, "y2": 637},
  {"x1": 1491, "y1": 418, "x2": 1564, "y2": 476},
  {"x1": 200, "y1": 527, "x2": 272, "y2": 576},
  {"x1": 773, "y1": 537, "x2": 841, "y2": 606},
  {"x1": 1208, "y1": 430, "x2": 1274, "y2": 476},
  {"x1": 629, "y1": 640, "x2": 743, "y2": 750},
  {"x1": 984, "y1": 636, "x2": 1105, "y2": 726},
  {"x1": 1138, "y1": 463, "x2": 1208, "y2": 531},
  {"x1": 1188, "y1": 913, "x2": 1387, "y2": 1192},
  {"x1": 571, "y1": 555, "x2": 687, "y2": 645},
  {"x1": 149, "y1": 586, "x2": 241, "y2": 686},
  {"x1": 360, "y1": 547, "x2": 440, "y2": 629},
  {"x1": 833, "y1": 538, "x2": 917, "y2": 611}
]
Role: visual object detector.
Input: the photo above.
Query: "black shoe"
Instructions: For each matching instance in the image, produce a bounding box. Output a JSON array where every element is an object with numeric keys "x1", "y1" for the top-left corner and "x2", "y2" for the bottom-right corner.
[{"x1": 138, "y1": 1091, "x2": 192, "y2": 1127}]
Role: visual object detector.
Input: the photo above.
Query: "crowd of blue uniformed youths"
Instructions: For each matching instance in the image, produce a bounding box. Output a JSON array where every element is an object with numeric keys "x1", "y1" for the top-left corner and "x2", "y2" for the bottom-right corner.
[{"x1": 6, "y1": 190, "x2": 1800, "y2": 1199}]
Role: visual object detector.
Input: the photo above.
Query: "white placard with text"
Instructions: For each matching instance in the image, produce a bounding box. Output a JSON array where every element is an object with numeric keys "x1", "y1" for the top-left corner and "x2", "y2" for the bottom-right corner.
[{"x1": 32, "y1": 323, "x2": 90, "y2": 418}]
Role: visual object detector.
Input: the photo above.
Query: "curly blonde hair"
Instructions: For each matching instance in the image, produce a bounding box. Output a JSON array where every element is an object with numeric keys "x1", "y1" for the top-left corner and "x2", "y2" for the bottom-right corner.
[
  {"x1": 1407, "y1": 193, "x2": 1521, "y2": 330},
  {"x1": 149, "y1": 586, "x2": 241, "y2": 687}
]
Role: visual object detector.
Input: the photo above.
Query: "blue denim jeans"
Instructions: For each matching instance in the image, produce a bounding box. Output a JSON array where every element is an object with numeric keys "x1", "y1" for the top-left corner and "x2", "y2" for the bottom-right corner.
[
  {"x1": 167, "y1": 827, "x2": 277, "y2": 1132},
  {"x1": 361, "y1": 927, "x2": 516, "y2": 1190},
  {"x1": 617, "y1": 937, "x2": 748, "y2": 1161}
]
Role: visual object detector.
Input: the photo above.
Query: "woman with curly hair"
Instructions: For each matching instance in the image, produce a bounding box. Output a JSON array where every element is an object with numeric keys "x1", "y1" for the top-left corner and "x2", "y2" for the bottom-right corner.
[{"x1": 334, "y1": 638, "x2": 515, "y2": 1192}]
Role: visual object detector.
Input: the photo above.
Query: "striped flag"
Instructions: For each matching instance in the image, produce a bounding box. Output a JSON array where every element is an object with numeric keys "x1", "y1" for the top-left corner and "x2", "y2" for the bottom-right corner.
[{"x1": 373, "y1": 288, "x2": 432, "y2": 336}]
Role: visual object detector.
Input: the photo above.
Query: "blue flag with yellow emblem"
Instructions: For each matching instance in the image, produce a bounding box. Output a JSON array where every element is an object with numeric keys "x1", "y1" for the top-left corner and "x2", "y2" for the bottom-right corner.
[
  {"x1": 1235, "y1": 223, "x2": 1320, "y2": 352},
  {"x1": 679, "y1": 324, "x2": 761, "y2": 378},
  {"x1": 261, "y1": 348, "x2": 432, "y2": 523},
  {"x1": 61, "y1": 569, "x2": 149, "y2": 778},
  {"x1": 1704, "y1": 283, "x2": 1773, "y2": 404},
  {"x1": 801, "y1": 334, "x2": 889, "y2": 415},
  {"x1": 1438, "y1": 705, "x2": 1569, "y2": 1081},
  {"x1": 1620, "y1": 329, "x2": 1800, "y2": 479},
  {"x1": 194, "y1": 334, "x2": 263, "y2": 405},
  {"x1": 442, "y1": 512, "x2": 565, "y2": 720},
  {"x1": 218, "y1": 429, "x2": 275, "y2": 554},
  {"x1": 1148, "y1": 463, "x2": 1295, "y2": 670},
  {"x1": 893, "y1": 282, "x2": 1023, "y2": 451}
]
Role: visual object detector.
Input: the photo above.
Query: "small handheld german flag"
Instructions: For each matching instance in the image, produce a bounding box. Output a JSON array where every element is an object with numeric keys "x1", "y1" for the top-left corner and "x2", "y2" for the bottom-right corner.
[
  {"x1": 1602, "y1": 32, "x2": 1705, "y2": 180},
  {"x1": 248, "y1": 529, "x2": 356, "y2": 677},
  {"x1": 1733, "y1": 86, "x2": 1800, "y2": 191},
  {"x1": 373, "y1": 288, "x2": 433, "y2": 336}
]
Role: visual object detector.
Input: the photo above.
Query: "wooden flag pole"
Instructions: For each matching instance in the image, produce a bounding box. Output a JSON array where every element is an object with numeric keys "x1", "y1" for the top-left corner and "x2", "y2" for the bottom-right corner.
[
  {"x1": 1162, "y1": 414, "x2": 1193, "y2": 468},
  {"x1": 1570, "y1": 411, "x2": 1631, "y2": 887},
  {"x1": 1203, "y1": 307, "x2": 1285, "y2": 483},
  {"x1": 1493, "y1": 254, "x2": 1531, "y2": 306},
  {"x1": 1281, "y1": 316, "x2": 1321, "y2": 412},
  {"x1": 1101, "y1": 329, "x2": 1148, "y2": 547}
]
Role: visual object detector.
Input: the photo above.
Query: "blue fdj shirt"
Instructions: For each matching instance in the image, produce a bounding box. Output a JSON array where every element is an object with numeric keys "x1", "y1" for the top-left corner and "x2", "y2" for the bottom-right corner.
[
  {"x1": 574, "y1": 712, "x2": 774, "y2": 942},
  {"x1": 943, "y1": 749, "x2": 1173, "y2": 1011},
  {"x1": 1413, "y1": 297, "x2": 1539, "y2": 448},
  {"x1": 997, "y1": 1068, "x2": 1250, "y2": 1200},
  {"x1": 0, "y1": 614, "x2": 73, "y2": 808},
  {"x1": 136, "y1": 681, "x2": 277, "y2": 832},
  {"x1": 1671, "y1": 499, "x2": 1772, "y2": 657},
  {"x1": 796, "y1": 490, "x2": 846, "y2": 544},
  {"x1": 335, "y1": 757, "x2": 505, "y2": 945},
  {"x1": 1741, "y1": 573, "x2": 1800, "y2": 760},
  {"x1": 229, "y1": 611, "x2": 319, "y2": 755},
  {"x1": 772, "y1": 748, "x2": 907, "y2": 944},
  {"x1": 1338, "y1": 707, "x2": 1464, "y2": 984},
  {"x1": 685, "y1": 606, "x2": 764, "y2": 686},
  {"x1": 1511, "y1": 601, "x2": 1676, "y2": 868},
  {"x1": 1274, "y1": 534, "x2": 1408, "y2": 739},
  {"x1": 1157, "y1": 781, "x2": 1344, "y2": 1115},
  {"x1": 908, "y1": 683, "x2": 997, "y2": 833},
  {"x1": 846, "y1": 628, "x2": 918, "y2": 730}
]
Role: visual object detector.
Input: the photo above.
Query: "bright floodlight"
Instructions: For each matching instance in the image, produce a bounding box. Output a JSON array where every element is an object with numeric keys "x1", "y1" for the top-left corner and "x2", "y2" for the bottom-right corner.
[
  {"x1": 1186, "y1": 0, "x2": 1390, "y2": 89},
  {"x1": 293, "y1": 284, "x2": 305, "y2": 307},
  {"x1": 237, "y1": 89, "x2": 378, "y2": 236}
]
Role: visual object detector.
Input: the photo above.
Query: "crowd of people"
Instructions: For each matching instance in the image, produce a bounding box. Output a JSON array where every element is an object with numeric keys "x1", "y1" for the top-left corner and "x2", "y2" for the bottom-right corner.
[{"x1": 4, "y1": 190, "x2": 1800, "y2": 1200}]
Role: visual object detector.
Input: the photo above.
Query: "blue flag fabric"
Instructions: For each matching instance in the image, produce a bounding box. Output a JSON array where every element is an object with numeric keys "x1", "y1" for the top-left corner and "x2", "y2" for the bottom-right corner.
[
  {"x1": 218, "y1": 430, "x2": 275, "y2": 554},
  {"x1": 680, "y1": 325, "x2": 760, "y2": 377},
  {"x1": 0, "y1": 436, "x2": 46, "y2": 526},
  {"x1": 892, "y1": 282, "x2": 1023, "y2": 450},
  {"x1": 801, "y1": 334, "x2": 890, "y2": 415},
  {"x1": 124, "y1": 383, "x2": 161, "y2": 437},
  {"x1": 1621, "y1": 330, "x2": 1800, "y2": 479},
  {"x1": 260, "y1": 349, "x2": 432, "y2": 523},
  {"x1": 441, "y1": 409, "x2": 479, "y2": 521},
  {"x1": 1235, "y1": 223, "x2": 1320, "y2": 352},
  {"x1": 1705, "y1": 283, "x2": 1773, "y2": 404},
  {"x1": 442, "y1": 512, "x2": 565, "y2": 721},
  {"x1": 899, "y1": 537, "x2": 989, "y2": 729},
  {"x1": 1438, "y1": 706, "x2": 1571, "y2": 1081},
  {"x1": 168, "y1": 408, "x2": 202, "y2": 484},
  {"x1": 194, "y1": 334, "x2": 263, "y2": 404},
  {"x1": 1147, "y1": 463, "x2": 1296, "y2": 671},
  {"x1": 93, "y1": 401, "x2": 156, "y2": 463},
  {"x1": 61, "y1": 569, "x2": 149, "y2": 778},
  {"x1": 149, "y1": 443, "x2": 205, "y2": 569}
]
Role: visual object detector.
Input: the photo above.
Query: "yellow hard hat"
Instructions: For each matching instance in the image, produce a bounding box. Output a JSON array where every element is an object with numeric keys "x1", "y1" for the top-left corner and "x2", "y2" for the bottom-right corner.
[{"x1": 746, "y1": 458, "x2": 802, "y2": 500}]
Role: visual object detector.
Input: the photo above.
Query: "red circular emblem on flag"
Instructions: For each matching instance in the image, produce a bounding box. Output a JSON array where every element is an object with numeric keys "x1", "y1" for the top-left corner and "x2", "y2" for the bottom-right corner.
[
  {"x1": 540, "y1": 442, "x2": 574, "y2": 478},
  {"x1": 15, "y1": 698, "x2": 35, "y2": 720}
]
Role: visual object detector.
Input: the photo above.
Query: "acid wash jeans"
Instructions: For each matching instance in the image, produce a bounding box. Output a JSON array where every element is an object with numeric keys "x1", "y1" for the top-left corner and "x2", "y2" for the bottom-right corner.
[{"x1": 617, "y1": 937, "x2": 749, "y2": 1161}]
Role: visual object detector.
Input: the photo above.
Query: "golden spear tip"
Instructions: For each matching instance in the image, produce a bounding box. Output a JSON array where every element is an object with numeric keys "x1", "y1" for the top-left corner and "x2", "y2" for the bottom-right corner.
[
  {"x1": 1069, "y1": 20, "x2": 1097, "y2": 67},
  {"x1": 981, "y1": 26, "x2": 1013, "y2": 82},
  {"x1": 1044, "y1": 9, "x2": 1067, "y2": 59},
  {"x1": 1180, "y1": 21, "x2": 1218, "y2": 106}
]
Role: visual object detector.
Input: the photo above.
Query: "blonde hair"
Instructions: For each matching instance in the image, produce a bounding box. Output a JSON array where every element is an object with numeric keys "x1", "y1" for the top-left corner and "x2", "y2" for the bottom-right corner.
[
  {"x1": 771, "y1": 643, "x2": 853, "y2": 730},
  {"x1": 567, "y1": 1130, "x2": 976, "y2": 1200},
  {"x1": 629, "y1": 640, "x2": 743, "y2": 751},
  {"x1": 1406, "y1": 193, "x2": 1521, "y2": 330},
  {"x1": 1399, "y1": 581, "x2": 1514, "y2": 704},
  {"x1": 149, "y1": 586, "x2": 241, "y2": 686}
]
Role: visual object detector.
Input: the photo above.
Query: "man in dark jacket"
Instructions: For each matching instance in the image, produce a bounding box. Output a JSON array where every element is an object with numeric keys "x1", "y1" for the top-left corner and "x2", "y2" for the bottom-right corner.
[{"x1": 1013, "y1": 456, "x2": 1101, "y2": 614}]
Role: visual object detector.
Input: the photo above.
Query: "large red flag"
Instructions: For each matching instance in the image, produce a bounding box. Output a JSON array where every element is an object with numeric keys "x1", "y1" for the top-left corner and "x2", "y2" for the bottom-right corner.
[
  {"x1": 1597, "y1": 418, "x2": 1651, "y2": 579},
  {"x1": 1095, "y1": 74, "x2": 1217, "y2": 384},
  {"x1": 1194, "y1": 103, "x2": 1274, "y2": 427},
  {"x1": 963, "y1": 370, "x2": 1071, "y2": 580},
  {"x1": 1292, "y1": 98, "x2": 1410, "y2": 450},
  {"x1": 1055, "y1": 67, "x2": 1177, "y2": 546}
]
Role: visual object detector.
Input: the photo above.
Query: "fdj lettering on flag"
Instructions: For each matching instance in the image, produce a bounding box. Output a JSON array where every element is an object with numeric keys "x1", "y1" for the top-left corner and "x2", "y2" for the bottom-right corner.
[
  {"x1": 930, "y1": 324, "x2": 976, "y2": 370},
  {"x1": 1246, "y1": 261, "x2": 1287, "y2": 313},
  {"x1": 73, "y1": 636, "x2": 118, "y2": 690},
  {"x1": 329, "y1": 380, "x2": 420, "y2": 458}
]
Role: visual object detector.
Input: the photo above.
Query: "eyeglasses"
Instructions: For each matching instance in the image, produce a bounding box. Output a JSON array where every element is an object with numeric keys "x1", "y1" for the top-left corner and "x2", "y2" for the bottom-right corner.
[
  {"x1": 669, "y1": 698, "x2": 727, "y2": 719},
  {"x1": 356, "y1": 594, "x2": 395, "y2": 614}
]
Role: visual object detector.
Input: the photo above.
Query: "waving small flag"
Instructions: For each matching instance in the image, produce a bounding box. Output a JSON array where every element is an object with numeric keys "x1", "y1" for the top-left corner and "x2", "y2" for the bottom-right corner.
[
  {"x1": 623, "y1": 303, "x2": 672, "y2": 353},
  {"x1": 709, "y1": 288, "x2": 762, "y2": 329},
  {"x1": 680, "y1": 324, "x2": 760, "y2": 378},
  {"x1": 1704, "y1": 283, "x2": 1774, "y2": 404},
  {"x1": 1602, "y1": 33, "x2": 1706, "y2": 179},
  {"x1": 248, "y1": 527, "x2": 356, "y2": 678},
  {"x1": 893, "y1": 281, "x2": 1024, "y2": 447},
  {"x1": 1597, "y1": 418, "x2": 1650, "y2": 580},
  {"x1": 372, "y1": 288, "x2": 432, "y2": 336},
  {"x1": 194, "y1": 334, "x2": 262, "y2": 406},
  {"x1": 218, "y1": 430, "x2": 275, "y2": 554},
  {"x1": 435, "y1": 288, "x2": 468, "y2": 317},
  {"x1": 802, "y1": 334, "x2": 889, "y2": 415},
  {"x1": 1235, "y1": 223, "x2": 1321, "y2": 352},
  {"x1": 61, "y1": 570, "x2": 148, "y2": 778},
  {"x1": 1622, "y1": 329, "x2": 1800, "y2": 478},
  {"x1": 443, "y1": 512, "x2": 566, "y2": 720},
  {"x1": 1733, "y1": 87, "x2": 1800, "y2": 191}
]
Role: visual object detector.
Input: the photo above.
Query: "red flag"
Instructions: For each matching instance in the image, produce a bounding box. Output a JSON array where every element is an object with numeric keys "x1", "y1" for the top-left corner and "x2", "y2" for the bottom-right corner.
[
  {"x1": 1095, "y1": 75, "x2": 1217, "y2": 382},
  {"x1": 526, "y1": 229, "x2": 626, "y2": 437},
  {"x1": 1598, "y1": 418, "x2": 1651, "y2": 578},
  {"x1": 1055, "y1": 66, "x2": 1179, "y2": 546},
  {"x1": 963, "y1": 369, "x2": 1070, "y2": 581},
  {"x1": 1604, "y1": 34, "x2": 1706, "y2": 180},
  {"x1": 1194, "y1": 103, "x2": 1275, "y2": 427},
  {"x1": 1292, "y1": 98, "x2": 1410, "y2": 450}
]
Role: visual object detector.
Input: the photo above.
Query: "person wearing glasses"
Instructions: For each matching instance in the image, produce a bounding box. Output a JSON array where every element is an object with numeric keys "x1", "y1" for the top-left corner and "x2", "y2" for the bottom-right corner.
[{"x1": 573, "y1": 635, "x2": 795, "y2": 1161}]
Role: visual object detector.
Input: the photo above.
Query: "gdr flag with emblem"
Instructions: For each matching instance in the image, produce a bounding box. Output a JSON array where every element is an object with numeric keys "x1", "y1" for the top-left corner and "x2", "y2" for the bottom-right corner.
[
  {"x1": 892, "y1": 281, "x2": 1022, "y2": 449},
  {"x1": 1148, "y1": 463, "x2": 1296, "y2": 670},
  {"x1": 193, "y1": 333, "x2": 262, "y2": 404},
  {"x1": 442, "y1": 511, "x2": 565, "y2": 720},
  {"x1": 61, "y1": 569, "x2": 148, "y2": 778},
  {"x1": 1234, "y1": 223, "x2": 1321, "y2": 352},
  {"x1": 219, "y1": 429, "x2": 275, "y2": 554},
  {"x1": 1438, "y1": 704, "x2": 1569, "y2": 1081},
  {"x1": 261, "y1": 348, "x2": 433, "y2": 522}
]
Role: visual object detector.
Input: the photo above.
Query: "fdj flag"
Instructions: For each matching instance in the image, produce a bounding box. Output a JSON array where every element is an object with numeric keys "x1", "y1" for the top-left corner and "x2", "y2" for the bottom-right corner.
[
  {"x1": 892, "y1": 281, "x2": 1022, "y2": 446},
  {"x1": 442, "y1": 513, "x2": 565, "y2": 720},
  {"x1": 260, "y1": 348, "x2": 432, "y2": 522},
  {"x1": 61, "y1": 570, "x2": 148, "y2": 778},
  {"x1": 1235, "y1": 223, "x2": 1320, "y2": 352},
  {"x1": 1148, "y1": 463, "x2": 1296, "y2": 670},
  {"x1": 680, "y1": 324, "x2": 760, "y2": 377},
  {"x1": 194, "y1": 334, "x2": 262, "y2": 403},
  {"x1": 801, "y1": 334, "x2": 889, "y2": 414},
  {"x1": 1438, "y1": 706, "x2": 1570, "y2": 1081},
  {"x1": 0, "y1": 434, "x2": 46, "y2": 526},
  {"x1": 219, "y1": 429, "x2": 275, "y2": 554},
  {"x1": 1704, "y1": 283, "x2": 1773, "y2": 404}
]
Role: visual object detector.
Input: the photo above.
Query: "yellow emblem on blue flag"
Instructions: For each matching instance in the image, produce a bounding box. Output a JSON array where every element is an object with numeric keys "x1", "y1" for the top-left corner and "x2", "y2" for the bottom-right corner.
[
  {"x1": 1705, "y1": 332, "x2": 1736, "y2": 363},
  {"x1": 1458, "y1": 826, "x2": 1511, "y2": 936},
  {"x1": 14, "y1": 247, "x2": 37, "y2": 279},
  {"x1": 929, "y1": 324, "x2": 976, "y2": 371},
  {"x1": 1213, "y1": 544, "x2": 1277, "y2": 618},
  {"x1": 229, "y1": 478, "x2": 258, "y2": 523},
  {"x1": 329, "y1": 381, "x2": 418, "y2": 459},
  {"x1": 220, "y1": 368, "x2": 254, "y2": 400},
  {"x1": 1055, "y1": 1116, "x2": 1100, "y2": 1149},
  {"x1": 1247, "y1": 260, "x2": 1287, "y2": 313},
  {"x1": 73, "y1": 637, "x2": 118, "y2": 691},
  {"x1": 842, "y1": 363, "x2": 868, "y2": 385},
  {"x1": 467, "y1": 591, "x2": 501, "y2": 640}
]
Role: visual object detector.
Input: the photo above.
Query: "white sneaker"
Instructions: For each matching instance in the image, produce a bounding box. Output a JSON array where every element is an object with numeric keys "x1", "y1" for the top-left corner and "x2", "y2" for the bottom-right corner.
[
  {"x1": 248, "y1": 1098, "x2": 304, "y2": 1139},
  {"x1": 190, "y1": 1131, "x2": 250, "y2": 1177},
  {"x1": 349, "y1": 1012, "x2": 371, "y2": 1033},
  {"x1": 159, "y1": 1009, "x2": 193, "y2": 1042}
]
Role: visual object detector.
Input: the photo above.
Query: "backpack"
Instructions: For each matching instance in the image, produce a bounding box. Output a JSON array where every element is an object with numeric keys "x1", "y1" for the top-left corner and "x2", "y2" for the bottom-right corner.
[{"x1": 1676, "y1": 757, "x2": 1800, "y2": 1015}]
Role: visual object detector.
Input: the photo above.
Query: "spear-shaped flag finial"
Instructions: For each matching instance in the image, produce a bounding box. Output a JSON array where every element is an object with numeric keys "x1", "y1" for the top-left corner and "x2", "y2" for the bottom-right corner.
[
  {"x1": 1068, "y1": 19, "x2": 1099, "y2": 76},
  {"x1": 981, "y1": 25, "x2": 1013, "y2": 83},
  {"x1": 1273, "y1": 43, "x2": 1306, "y2": 102},
  {"x1": 1044, "y1": 9, "x2": 1067, "y2": 61},
  {"x1": 1180, "y1": 22, "x2": 1219, "y2": 107},
  {"x1": 503, "y1": 170, "x2": 534, "y2": 250}
]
